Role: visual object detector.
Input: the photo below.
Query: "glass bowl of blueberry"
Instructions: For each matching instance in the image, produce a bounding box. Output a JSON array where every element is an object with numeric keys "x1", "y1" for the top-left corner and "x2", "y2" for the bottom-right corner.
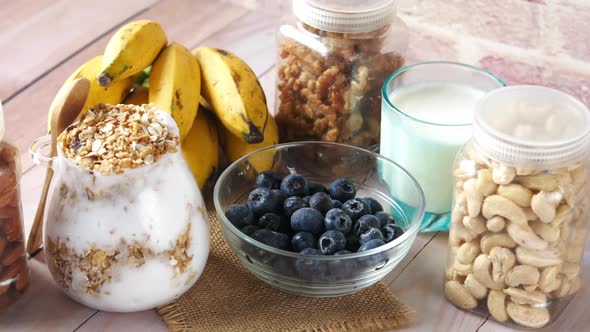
[{"x1": 214, "y1": 142, "x2": 425, "y2": 297}]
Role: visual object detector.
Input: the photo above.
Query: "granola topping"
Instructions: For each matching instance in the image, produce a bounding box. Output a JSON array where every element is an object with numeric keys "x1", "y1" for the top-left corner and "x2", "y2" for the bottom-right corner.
[{"x1": 59, "y1": 104, "x2": 179, "y2": 175}]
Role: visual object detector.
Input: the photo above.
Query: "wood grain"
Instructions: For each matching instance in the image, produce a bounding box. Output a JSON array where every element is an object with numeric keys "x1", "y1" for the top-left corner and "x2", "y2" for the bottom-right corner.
[
  {"x1": 0, "y1": 0, "x2": 158, "y2": 100},
  {"x1": 2, "y1": 0, "x2": 249, "y2": 173}
]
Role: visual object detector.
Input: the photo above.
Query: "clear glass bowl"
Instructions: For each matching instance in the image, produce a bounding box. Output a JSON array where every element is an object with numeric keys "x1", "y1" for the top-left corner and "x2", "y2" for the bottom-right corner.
[{"x1": 214, "y1": 141, "x2": 425, "y2": 297}]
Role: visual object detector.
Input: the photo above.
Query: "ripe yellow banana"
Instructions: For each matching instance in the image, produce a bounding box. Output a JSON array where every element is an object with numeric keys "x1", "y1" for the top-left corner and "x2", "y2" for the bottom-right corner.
[
  {"x1": 182, "y1": 107, "x2": 219, "y2": 190},
  {"x1": 222, "y1": 112, "x2": 279, "y2": 172},
  {"x1": 98, "y1": 20, "x2": 167, "y2": 87},
  {"x1": 193, "y1": 47, "x2": 268, "y2": 144},
  {"x1": 124, "y1": 85, "x2": 149, "y2": 105},
  {"x1": 48, "y1": 55, "x2": 134, "y2": 133},
  {"x1": 149, "y1": 42, "x2": 201, "y2": 141}
]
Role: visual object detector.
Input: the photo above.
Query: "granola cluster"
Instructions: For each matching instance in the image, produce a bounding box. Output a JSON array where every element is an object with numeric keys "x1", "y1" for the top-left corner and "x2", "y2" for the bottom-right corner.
[
  {"x1": 275, "y1": 24, "x2": 404, "y2": 149},
  {"x1": 59, "y1": 104, "x2": 179, "y2": 175}
]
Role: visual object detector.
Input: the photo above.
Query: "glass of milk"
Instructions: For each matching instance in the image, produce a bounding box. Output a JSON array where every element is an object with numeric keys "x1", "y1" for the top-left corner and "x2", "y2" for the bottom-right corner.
[{"x1": 380, "y1": 62, "x2": 505, "y2": 231}]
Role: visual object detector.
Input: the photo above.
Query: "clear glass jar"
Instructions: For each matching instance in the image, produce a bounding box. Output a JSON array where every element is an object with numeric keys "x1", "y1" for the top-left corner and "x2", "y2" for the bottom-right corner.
[
  {"x1": 0, "y1": 100, "x2": 30, "y2": 310},
  {"x1": 274, "y1": 0, "x2": 407, "y2": 149},
  {"x1": 30, "y1": 105, "x2": 209, "y2": 312},
  {"x1": 444, "y1": 86, "x2": 590, "y2": 329}
]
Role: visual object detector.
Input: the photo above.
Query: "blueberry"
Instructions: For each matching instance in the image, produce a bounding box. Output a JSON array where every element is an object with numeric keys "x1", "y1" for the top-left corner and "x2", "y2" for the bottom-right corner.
[
  {"x1": 342, "y1": 198, "x2": 372, "y2": 221},
  {"x1": 241, "y1": 225, "x2": 259, "y2": 236},
  {"x1": 332, "y1": 199, "x2": 343, "y2": 209},
  {"x1": 255, "y1": 170, "x2": 281, "y2": 189},
  {"x1": 328, "y1": 178, "x2": 356, "y2": 203},
  {"x1": 251, "y1": 229, "x2": 290, "y2": 250},
  {"x1": 353, "y1": 214, "x2": 381, "y2": 236},
  {"x1": 309, "y1": 192, "x2": 334, "y2": 215},
  {"x1": 358, "y1": 239, "x2": 386, "y2": 252},
  {"x1": 225, "y1": 204, "x2": 254, "y2": 228},
  {"x1": 360, "y1": 197, "x2": 383, "y2": 213},
  {"x1": 280, "y1": 173, "x2": 309, "y2": 197},
  {"x1": 318, "y1": 230, "x2": 347, "y2": 255},
  {"x1": 248, "y1": 188, "x2": 281, "y2": 215},
  {"x1": 295, "y1": 248, "x2": 327, "y2": 281},
  {"x1": 291, "y1": 208, "x2": 324, "y2": 234},
  {"x1": 272, "y1": 189, "x2": 288, "y2": 210},
  {"x1": 346, "y1": 234, "x2": 360, "y2": 252},
  {"x1": 334, "y1": 250, "x2": 352, "y2": 255},
  {"x1": 291, "y1": 232, "x2": 317, "y2": 252},
  {"x1": 302, "y1": 196, "x2": 311, "y2": 204},
  {"x1": 283, "y1": 196, "x2": 308, "y2": 217},
  {"x1": 328, "y1": 250, "x2": 356, "y2": 279},
  {"x1": 324, "y1": 208, "x2": 352, "y2": 234},
  {"x1": 374, "y1": 211, "x2": 394, "y2": 228},
  {"x1": 258, "y1": 213, "x2": 289, "y2": 233},
  {"x1": 359, "y1": 228, "x2": 384, "y2": 246},
  {"x1": 382, "y1": 224, "x2": 404, "y2": 243},
  {"x1": 308, "y1": 181, "x2": 328, "y2": 195}
]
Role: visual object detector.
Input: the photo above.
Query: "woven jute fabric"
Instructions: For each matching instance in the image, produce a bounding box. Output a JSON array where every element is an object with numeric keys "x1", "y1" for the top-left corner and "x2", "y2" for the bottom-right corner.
[{"x1": 157, "y1": 210, "x2": 413, "y2": 332}]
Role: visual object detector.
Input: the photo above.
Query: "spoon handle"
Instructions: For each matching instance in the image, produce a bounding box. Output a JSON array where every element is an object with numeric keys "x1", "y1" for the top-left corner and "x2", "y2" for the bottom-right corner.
[{"x1": 26, "y1": 167, "x2": 54, "y2": 255}]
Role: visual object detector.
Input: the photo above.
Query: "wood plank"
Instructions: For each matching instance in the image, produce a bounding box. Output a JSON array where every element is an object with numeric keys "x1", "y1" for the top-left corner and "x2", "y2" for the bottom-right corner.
[
  {"x1": 2, "y1": 0, "x2": 249, "y2": 173},
  {"x1": 389, "y1": 232, "x2": 487, "y2": 331},
  {"x1": 0, "y1": 0, "x2": 159, "y2": 100},
  {"x1": 478, "y1": 233, "x2": 590, "y2": 332},
  {"x1": 382, "y1": 232, "x2": 437, "y2": 287},
  {"x1": 75, "y1": 311, "x2": 167, "y2": 332}
]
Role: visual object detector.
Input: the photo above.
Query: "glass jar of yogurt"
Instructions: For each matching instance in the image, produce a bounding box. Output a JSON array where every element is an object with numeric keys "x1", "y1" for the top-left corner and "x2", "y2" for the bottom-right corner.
[
  {"x1": 30, "y1": 104, "x2": 209, "y2": 312},
  {"x1": 275, "y1": 0, "x2": 407, "y2": 149},
  {"x1": 444, "y1": 86, "x2": 590, "y2": 329}
]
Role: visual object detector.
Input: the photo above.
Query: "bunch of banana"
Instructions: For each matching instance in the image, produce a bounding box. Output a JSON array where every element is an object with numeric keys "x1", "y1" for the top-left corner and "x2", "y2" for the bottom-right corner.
[{"x1": 48, "y1": 19, "x2": 279, "y2": 191}]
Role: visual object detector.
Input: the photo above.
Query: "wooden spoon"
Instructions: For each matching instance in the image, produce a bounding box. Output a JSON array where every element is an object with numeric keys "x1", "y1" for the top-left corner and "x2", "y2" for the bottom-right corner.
[{"x1": 26, "y1": 78, "x2": 90, "y2": 255}]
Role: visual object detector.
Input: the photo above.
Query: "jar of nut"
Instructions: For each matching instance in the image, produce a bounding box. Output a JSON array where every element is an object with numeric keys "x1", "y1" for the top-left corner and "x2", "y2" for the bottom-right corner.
[
  {"x1": 445, "y1": 86, "x2": 590, "y2": 329},
  {"x1": 0, "y1": 100, "x2": 31, "y2": 310},
  {"x1": 275, "y1": 0, "x2": 407, "y2": 149}
]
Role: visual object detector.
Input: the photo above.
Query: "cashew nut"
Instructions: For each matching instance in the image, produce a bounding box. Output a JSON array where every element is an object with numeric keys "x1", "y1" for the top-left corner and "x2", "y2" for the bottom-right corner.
[
  {"x1": 487, "y1": 290, "x2": 508, "y2": 322},
  {"x1": 476, "y1": 169, "x2": 498, "y2": 196},
  {"x1": 497, "y1": 184, "x2": 532, "y2": 207},
  {"x1": 568, "y1": 276, "x2": 582, "y2": 296},
  {"x1": 456, "y1": 240, "x2": 480, "y2": 265},
  {"x1": 538, "y1": 265, "x2": 562, "y2": 293},
  {"x1": 506, "y1": 221, "x2": 548, "y2": 250},
  {"x1": 503, "y1": 287, "x2": 547, "y2": 305},
  {"x1": 516, "y1": 246, "x2": 562, "y2": 268},
  {"x1": 464, "y1": 178, "x2": 483, "y2": 218},
  {"x1": 489, "y1": 247, "x2": 515, "y2": 283},
  {"x1": 492, "y1": 164, "x2": 516, "y2": 185},
  {"x1": 523, "y1": 284, "x2": 538, "y2": 292},
  {"x1": 462, "y1": 216, "x2": 487, "y2": 236},
  {"x1": 445, "y1": 267, "x2": 466, "y2": 283},
  {"x1": 516, "y1": 167, "x2": 538, "y2": 176},
  {"x1": 562, "y1": 262, "x2": 580, "y2": 280},
  {"x1": 472, "y1": 254, "x2": 504, "y2": 290},
  {"x1": 480, "y1": 233, "x2": 517, "y2": 254},
  {"x1": 531, "y1": 191, "x2": 563, "y2": 223},
  {"x1": 452, "y1": 258, "x2": 473, "y2": 277},
  {"x1": 464, "y1": 274, "x2": 488, "y2": 300},
  {"x1": 482, "y1": 195, "x2": 527, "y2": 226},
  {"x1": 486, "y1": 216, "x2": 506, "y2": 233},
  {"x1": 522, "y1": 207, "x2": 538, "y2": 221},
  {"x1": 444, "y1": 280, "x2": 477, "y2": 310},
  {"x1": 517, "y1": 174, "x2": 558, "y2": 192},
  {"x1": 506, "y1": 301, "x2": 550, "y2": 328},
  {"x1": 451, "y1": 211, "x2": 476, "y2": 243},
  {"x1": 506, "y1": 265, "x2": 540, "y2": 287},
  {"x1": 550, "y1": 277, "x2": 573, "y2": 298},
  {"x1": 565, "y1": 245, "x2": 584, "y2": 264},
  {"x1": 530, "y1": 220, "x2": 560, "y2": 243},
  {"x1": 552, "y1": 204, "x2": 573, "y2": 227},
  {"x1": 454, "y1": 160, "x2": 477, "y2": 180}
]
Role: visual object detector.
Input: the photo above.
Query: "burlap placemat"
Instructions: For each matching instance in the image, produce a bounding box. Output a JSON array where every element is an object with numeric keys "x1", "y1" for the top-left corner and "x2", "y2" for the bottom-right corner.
[{"x1": 157, "y1": 210, "x2": 413, "y2": 332}]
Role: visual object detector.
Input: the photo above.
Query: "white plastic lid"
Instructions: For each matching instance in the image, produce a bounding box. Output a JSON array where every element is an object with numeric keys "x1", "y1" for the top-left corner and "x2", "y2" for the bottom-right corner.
[
  {"x1": 0, "y1": 100, "x2": 4, "y2": 141},
  {"x1": 473, "y1": 85, "x2": 590, "y2": 169},
  {"x1": 292, "y1": 0, "x2": 396, "y2": 33}
]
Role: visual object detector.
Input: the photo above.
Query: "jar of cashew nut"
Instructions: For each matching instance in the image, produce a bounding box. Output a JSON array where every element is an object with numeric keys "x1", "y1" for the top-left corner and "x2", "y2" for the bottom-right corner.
[
  {"x1": 0, "y1": 101, "x2": 30, "y2": 310},
  {"x1": 445, "y1": 86, "x2": 590, "y2": 329}
]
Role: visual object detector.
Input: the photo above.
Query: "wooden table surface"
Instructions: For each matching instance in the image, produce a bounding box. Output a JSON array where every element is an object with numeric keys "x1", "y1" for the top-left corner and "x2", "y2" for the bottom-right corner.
[{"x1": 0, "y1": 0, "x2": 589, "y2": 331}]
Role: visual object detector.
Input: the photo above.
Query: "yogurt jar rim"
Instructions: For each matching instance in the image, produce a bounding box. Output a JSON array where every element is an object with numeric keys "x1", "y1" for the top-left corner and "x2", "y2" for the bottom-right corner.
[{"x1": 381, "y1": 61, "x2": 506, "y2": 127}]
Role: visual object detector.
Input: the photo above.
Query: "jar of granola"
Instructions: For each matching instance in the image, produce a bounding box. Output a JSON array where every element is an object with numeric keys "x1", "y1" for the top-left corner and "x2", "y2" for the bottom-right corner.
[
  {"x1": 444, "y1": 86, "x2": 590, "y2": 329},
  {"x1": 30, "y1": 104, "x2": 209, "y2": 312},
  {"x1": 275, "y1": 0, "x2": 407, "y2": 149},
  {"x1": 0, "y1": 100, "x2": 30, "y2": 310}
]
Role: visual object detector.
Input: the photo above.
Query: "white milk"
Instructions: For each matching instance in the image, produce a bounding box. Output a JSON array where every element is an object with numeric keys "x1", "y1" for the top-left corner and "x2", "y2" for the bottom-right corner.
[{"x1": 380, "y1": 83, "x2": 485, "y2": 214}]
